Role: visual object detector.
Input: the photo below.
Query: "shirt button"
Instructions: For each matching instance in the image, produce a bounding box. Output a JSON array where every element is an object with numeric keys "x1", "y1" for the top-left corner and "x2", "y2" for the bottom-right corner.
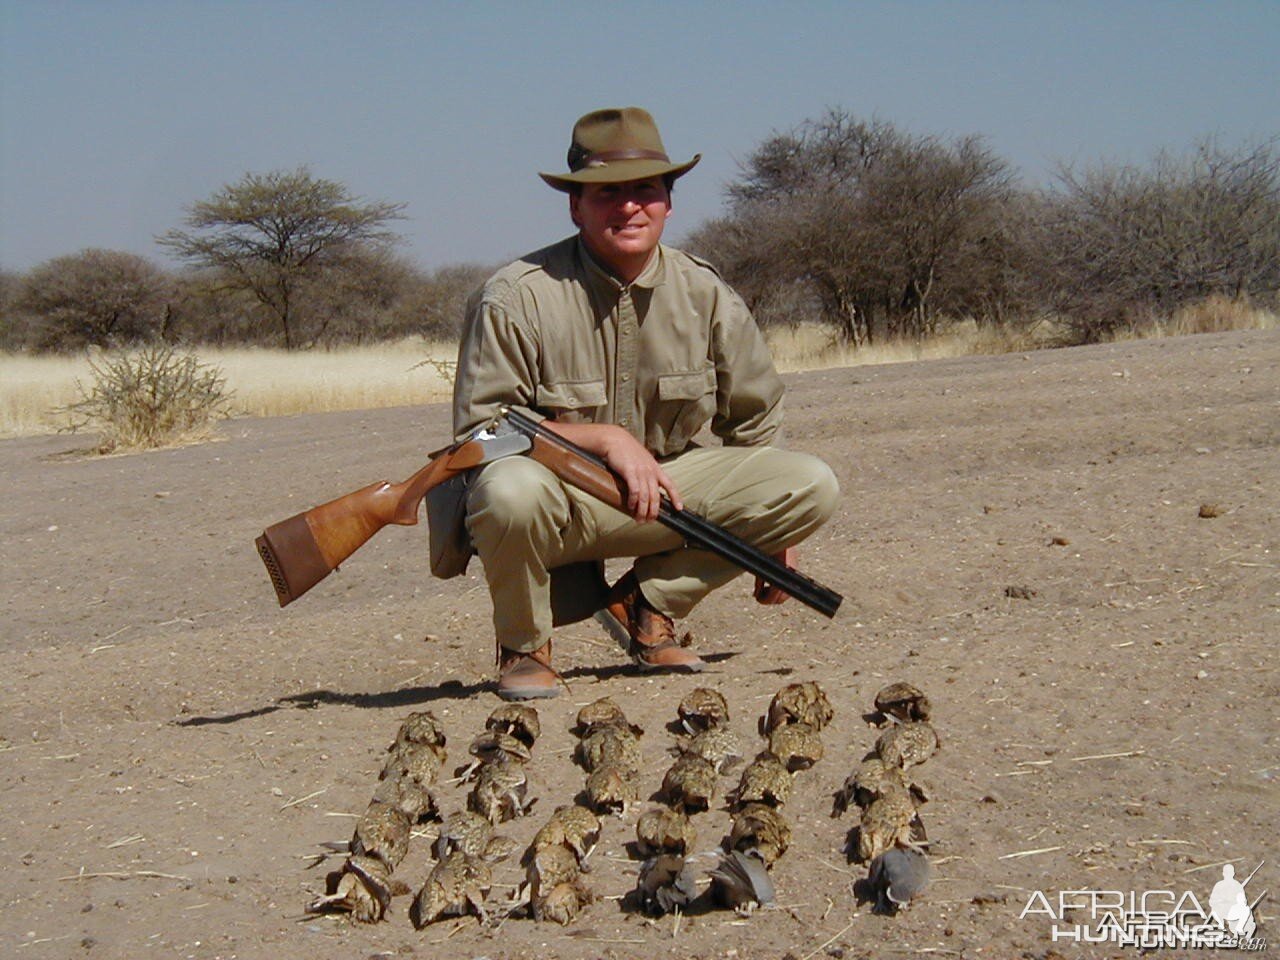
[
  {"x1": 620, "y1": 417, "x2": 631, "y2": 427},
  {"x1": 621, "y1": 373, "x2": 630, "y2": 382}
]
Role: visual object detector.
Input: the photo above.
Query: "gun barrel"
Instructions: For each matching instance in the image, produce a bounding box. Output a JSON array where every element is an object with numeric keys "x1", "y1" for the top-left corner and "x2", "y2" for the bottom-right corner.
[{"x1": 500, "y1": 406, "x2": 842, "y2": 618}]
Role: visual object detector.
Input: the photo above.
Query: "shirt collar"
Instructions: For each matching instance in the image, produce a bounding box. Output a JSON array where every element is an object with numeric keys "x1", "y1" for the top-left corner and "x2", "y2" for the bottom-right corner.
[{"x1": 576, "y1": 237, "x2": 668, "y2": 295}]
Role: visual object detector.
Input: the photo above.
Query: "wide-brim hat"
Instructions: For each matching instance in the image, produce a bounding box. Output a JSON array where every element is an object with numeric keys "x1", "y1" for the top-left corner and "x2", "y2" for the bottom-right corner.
[{"x1": 539, "y1": 107, "x2": 700, "y2": 192}]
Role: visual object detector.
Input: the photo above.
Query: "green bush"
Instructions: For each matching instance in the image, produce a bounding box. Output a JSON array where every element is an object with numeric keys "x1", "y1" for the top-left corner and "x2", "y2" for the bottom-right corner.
[{"x1": 60, "y1": 346, "x2": 232, "y2": 452}]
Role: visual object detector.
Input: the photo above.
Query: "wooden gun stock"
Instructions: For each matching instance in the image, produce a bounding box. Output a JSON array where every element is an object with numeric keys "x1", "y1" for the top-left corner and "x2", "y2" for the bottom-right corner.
[{"x1": 256, "y1": 440, "x2": 490, "y2": 607}]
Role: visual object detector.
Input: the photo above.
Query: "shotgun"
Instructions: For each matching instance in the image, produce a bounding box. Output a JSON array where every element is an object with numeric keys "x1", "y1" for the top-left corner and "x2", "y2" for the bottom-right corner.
[{"x1": 255, "y1": 409, "x2": 843, "y2": 618}]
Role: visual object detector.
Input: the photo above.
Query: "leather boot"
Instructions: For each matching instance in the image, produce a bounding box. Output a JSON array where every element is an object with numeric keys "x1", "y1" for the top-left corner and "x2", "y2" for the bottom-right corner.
[
  {"x1": 496, "y1": 641, "x2": 560, "y2": 700},
  {"x1": 604, "y1": 572, "x2": 704, "y2": 672}
]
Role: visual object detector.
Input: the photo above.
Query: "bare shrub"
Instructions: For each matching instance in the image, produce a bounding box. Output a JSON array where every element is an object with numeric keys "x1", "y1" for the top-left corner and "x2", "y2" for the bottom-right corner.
[
  {"x1": 1028, "y1": 138, "x2": 1280, "y2": 342},
  {"x1": 60, "y1": 346, "x2": 232, "y2": 452},
  {"x1": 15, "y1": 249, "x2": 173, "y2": 352},
  {"x1": 689, "y1": 109, "x2": 1018, "y2": 346}
]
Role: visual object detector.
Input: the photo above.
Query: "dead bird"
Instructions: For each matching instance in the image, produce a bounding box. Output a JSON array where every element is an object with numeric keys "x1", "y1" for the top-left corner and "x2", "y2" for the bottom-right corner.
[
  {"x1": 875, "y1": 721, "x2": 939, "y2": 770},
  {"x1": 486, "y1": 702, "x2": 541, "y2": 747},
  {"x1": 636, "y1": 806, "x2": 697, "y2": 857},
  {"x1": 532, "y1": 878, "x2": 593, "y2": 925},
  {"x1": 729, "y1": 803, "x2": 792, "y2": 866},
  {"x1": 371, "y1": 773, "x2": 439, "y2": 824},
  {"x1": 530, "y1": 805, "x2": 602, "y2": 868},
  {"x1": 526, "y1": 839, "x2": 581, "y2": 895},
  {"x1": 661, "y1": 753, "x2": 718, "y2": 813},
  {"x1": 457, "y1": 730, "x2": 533, "y2": 781},
  {"x1": 585, "y1": 762, "x2": 638, "y2": 817},
  {"x1": 308, "y1": 854, "x2": 409, "y2": 923},
  {"x1": 410, "y1": 850, "x2": 492, "y2": 928},
  {"x1": 857, "y1": 790, "x2": 923, "y2": 862},
  {"x1": 394, "y1": 710, "x2": 448, "y2": 751},
  {"x1": 380, "y1": 739, "x2": 445, "y2": 790},
  {"x1": 764, "y1": 681, "x2": 834, "y2": 733},
  {"x1": 767, "y1": 721, "x2": 824, "y2": 772},
  {"x1": 832, "y1": 756, "x2": 909, "y2": 816},
  {"x1": 350, "y1": 799, "x2": 412, "y2": 870},
  {"x1": 637, "y1": 853, "x2": 699, "y2": 915},
  {"x1": 435, "y1": 809, "x2": 501, "y2": 860},
  {"x1": 577, "y1": 723, "x2": 643, "y2": 775},
  {"x1": 708, "y1": 848, "x2": 776, "y2": 914},
  {"x1": 873, "y1": 682, "x2": 932, "y2": 724},
  {"x1": 678, "y1": 687, "x2": 730, "y2": 734},
  {"x1": 868, "y1": 848, "x2": 933, "y2": 913},
  {"x1": 734, "y1": 751, "x2": 793, "y2": 809},
  {"x1": 468, "y1": 759, "x2": 532, "y2": 824},
  {"x1": 574, "y1": 696, "x2": 641, "y2": 736},
  {"x1": 678, "y1": 725, "x2": 744, "y2": 774}
]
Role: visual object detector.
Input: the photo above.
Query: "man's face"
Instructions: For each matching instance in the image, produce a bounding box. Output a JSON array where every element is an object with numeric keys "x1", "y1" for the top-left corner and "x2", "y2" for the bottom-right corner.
[{"x1": 570, "y1": 176, "x2": 672, "y2": 281}]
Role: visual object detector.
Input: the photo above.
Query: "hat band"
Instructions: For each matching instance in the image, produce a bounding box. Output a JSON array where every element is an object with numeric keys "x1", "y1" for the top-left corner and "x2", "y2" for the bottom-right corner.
[{"x1": 576, "y1": 148, "x2": 670, "y2": 170}]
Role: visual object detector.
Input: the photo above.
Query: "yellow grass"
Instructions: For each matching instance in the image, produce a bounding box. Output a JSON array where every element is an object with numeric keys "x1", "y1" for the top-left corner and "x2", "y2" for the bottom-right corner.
[
  {"x1": 0, "y1": 338, "x2": 457, "y2": 439},
  {"x1": 1, "y1": 302, "x2": 1273, "y2": 439}
]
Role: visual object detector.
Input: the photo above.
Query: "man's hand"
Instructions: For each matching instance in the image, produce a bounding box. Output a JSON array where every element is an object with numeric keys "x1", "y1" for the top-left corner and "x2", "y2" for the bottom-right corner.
[
  {"x1": 543, "y1": 420, "x2": 682, "y2": 522},
  {"x1": 753, "y1": 546, "x2": 797, "y2": 605}
]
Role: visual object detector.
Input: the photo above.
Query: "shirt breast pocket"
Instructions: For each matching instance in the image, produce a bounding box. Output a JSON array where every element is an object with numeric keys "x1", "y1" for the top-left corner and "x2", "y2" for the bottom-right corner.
[
  {"x1": 536, "y1": 379, "x2": 607, "y2": 423},
  {"x1": 657, "y1": 367, "x2": 717, "y2": 450}
]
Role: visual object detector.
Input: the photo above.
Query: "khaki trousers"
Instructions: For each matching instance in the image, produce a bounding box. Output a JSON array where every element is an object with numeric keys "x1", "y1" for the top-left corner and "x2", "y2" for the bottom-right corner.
[{"x1": 464, "y1": 445, "x2": 839, "y2": 653}]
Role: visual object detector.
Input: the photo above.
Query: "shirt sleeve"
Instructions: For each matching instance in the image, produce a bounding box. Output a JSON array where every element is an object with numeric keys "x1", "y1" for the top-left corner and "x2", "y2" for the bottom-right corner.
[
  {"x1": 710, "y1": 288, "x2": 785, "y2": 447},
  {"x1": 452, "y1": 289, "x2": 544, "y2": 440}
]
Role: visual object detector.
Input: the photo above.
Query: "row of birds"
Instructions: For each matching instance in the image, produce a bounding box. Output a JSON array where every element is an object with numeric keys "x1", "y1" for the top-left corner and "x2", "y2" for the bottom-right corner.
[
  {"x1": 635, "y1": 681, "x2": 835, "y2": 916},
  {"x1": 832, "y1": 682, "x2": 939, "y2": 914},
  {"x1": 306, "y1": 680, "x2": 936, "y2": 926}
]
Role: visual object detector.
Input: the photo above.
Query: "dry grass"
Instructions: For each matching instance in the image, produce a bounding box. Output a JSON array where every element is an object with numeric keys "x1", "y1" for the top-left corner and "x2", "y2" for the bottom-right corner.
[
  {"x1": 765, "y1": 317, "x2": 1057, "y2": 372},
  {"x1": 1109, "y1": 295, "x2": 1278, "y2": 341},
  {"x1": 1, "y1": 302, "x2": 1273, "y2": 440},
  {"x1": 0, "y1": 338, "x2": 457, "y2": 439}
]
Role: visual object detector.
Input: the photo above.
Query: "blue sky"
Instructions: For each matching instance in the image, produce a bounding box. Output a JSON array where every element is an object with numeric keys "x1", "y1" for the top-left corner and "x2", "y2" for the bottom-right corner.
[{"x1": 2, "y1": 0, "x2": 1277, "y2": 273}]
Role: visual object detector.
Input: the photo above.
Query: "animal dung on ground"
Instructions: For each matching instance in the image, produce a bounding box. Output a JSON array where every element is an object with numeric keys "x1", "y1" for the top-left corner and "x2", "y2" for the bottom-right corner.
[{"x1": 677, "y1": 686, "x2": 729, "y2": 733}]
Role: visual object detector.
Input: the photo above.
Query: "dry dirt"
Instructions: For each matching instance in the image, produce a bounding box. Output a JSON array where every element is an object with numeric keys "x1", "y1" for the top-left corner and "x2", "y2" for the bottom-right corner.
[{"x1": 2, "y1": 330, "x2": 1276, "y2": 960}]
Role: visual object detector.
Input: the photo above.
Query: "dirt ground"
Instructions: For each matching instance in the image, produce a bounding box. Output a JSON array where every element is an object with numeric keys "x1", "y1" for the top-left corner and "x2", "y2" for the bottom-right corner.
[{"x1": 2, "y1": 329, "x2": 1276, "y2": 960}]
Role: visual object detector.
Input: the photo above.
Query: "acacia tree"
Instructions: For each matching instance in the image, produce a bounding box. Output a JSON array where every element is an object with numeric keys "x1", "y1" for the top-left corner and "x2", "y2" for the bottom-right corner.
[{"x1": 158, "y1": 168, "x2": 405, "y2": 348}]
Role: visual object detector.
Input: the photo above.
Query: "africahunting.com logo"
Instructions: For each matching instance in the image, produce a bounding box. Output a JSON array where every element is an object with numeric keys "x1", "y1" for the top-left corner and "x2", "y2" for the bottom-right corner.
[{"x1": 1020, "y1": 861, "x2": 1268, "y2": 950}]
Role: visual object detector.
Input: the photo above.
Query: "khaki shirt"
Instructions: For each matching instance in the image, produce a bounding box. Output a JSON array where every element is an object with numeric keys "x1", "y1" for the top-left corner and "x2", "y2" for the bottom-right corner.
[{"x1": 453, "y1": 236, "x2": 784, "y2": 455}]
